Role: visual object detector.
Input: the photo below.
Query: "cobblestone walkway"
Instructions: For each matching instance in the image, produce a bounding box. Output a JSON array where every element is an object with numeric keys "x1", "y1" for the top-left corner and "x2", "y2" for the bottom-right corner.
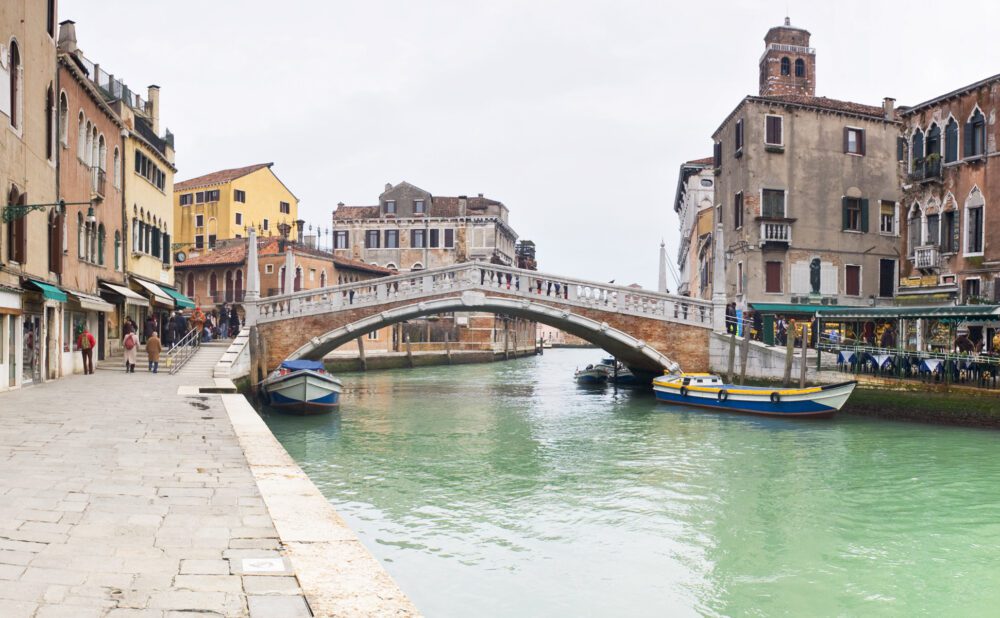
[{"x1": 0, "y1": 351, "x2": 312, "y2": 617}]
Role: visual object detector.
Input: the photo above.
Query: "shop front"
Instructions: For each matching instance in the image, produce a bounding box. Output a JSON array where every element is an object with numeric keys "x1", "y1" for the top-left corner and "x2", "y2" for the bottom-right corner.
[
  {"x1": 62, "y1": 291, "x2": 117, "y2": 375},
  {"x1": 129, "y1": 277, "x2": 176, "y2": 341},
  {"x1": 99, "y1": 282, "x2": 149, "y2": 357},
  {"x1": 0, "y1": 285, "x2": 24, "y2": 391},
  {"x1": 22, "y1": 279, "x2": 68, "y2": 385}
]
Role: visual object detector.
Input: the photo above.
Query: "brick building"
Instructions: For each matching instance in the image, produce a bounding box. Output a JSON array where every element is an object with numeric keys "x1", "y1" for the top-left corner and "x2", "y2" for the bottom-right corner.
[{"x1": 897, "y1": 73, "x2": 1000, "y2": 305}]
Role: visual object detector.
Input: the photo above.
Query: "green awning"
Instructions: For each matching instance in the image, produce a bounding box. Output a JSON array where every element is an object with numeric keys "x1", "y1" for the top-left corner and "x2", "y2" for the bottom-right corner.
[
  {"x1": 161, "y1": 287, "x2": 195, "y2": 309},
  {"x1": 750, "y1": 303, "x2": 856, "y2": 315},
  {"x1": 819, "y1": 305, "x2": 1000, "y2": 320},
  {"x1": 24, "y1": 279, "x2": 67, "y2": 302}
]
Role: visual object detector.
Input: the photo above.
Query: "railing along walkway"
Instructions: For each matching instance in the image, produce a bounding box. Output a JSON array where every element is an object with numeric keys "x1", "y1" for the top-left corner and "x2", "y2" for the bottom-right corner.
[
  {"x1": 249, "y1": 263, "x2": 714, "y2": 328},
  {"x1": 166, "y1": 327, "x2": 201, "y2": 375}
]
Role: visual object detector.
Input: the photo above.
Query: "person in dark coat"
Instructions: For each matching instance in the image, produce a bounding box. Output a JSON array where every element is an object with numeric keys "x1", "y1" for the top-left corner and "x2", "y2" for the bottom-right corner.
[
  {"x1": 163, "y1": 314, "x2": 176, "y2": 348},
  {"x1": 174, "y1": 311, "x2": 188, "y2": 341},
  {"x1": 725, "y1": 303, "x2": 737, "y2": 334},
  {"x1": 880, "y1": 325, "x2": 897, "y2": 349},
  {"x1": 229, "y1": 306, "x2": 240, "y2": 337},
  {"x1": 143, "y1": 315, "x2": 157, "y2": 342},
  {"x1": 752, "y1": 310, "x2": 763, "y2": 342}
]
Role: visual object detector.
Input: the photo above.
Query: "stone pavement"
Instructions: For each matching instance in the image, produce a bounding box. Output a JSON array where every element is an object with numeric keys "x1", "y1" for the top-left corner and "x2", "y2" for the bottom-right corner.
[{"x1": 0, "y1": 348, "x2": 315, "y2": 617}]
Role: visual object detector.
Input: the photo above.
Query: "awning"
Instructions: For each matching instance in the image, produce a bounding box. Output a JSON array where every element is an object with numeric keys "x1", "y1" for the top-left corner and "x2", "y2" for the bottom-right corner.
[
  {"x1": 819, "y1": 305, "x2": 1000, "y2": 320},
  {"x1": 100, "y1": 282, "x2": 149, "y2": 307},
  {"x1": 68, "y1": 291, "x2": 116, "y2": 313},
  {"x1": 161, "y1": 286, "x2": 195, "y2": 309},
  {"x1": 750, "y1": 303, "x2": 856, "y2": 315},
  {"x1": 0, "y1": 284, "x2": 22, "y2": 315},
  {"x1": 132, "y1": 279, "x2": 175, "y2": 308},
  {"x1": 24, "y1": 279, "x2": 67, "y2": 302}
]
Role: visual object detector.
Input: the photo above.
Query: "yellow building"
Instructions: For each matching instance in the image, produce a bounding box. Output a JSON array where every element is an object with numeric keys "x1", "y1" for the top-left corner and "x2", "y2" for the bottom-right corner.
[{"x1": 173, "y1": 163, "x2": 299, "y2": 253}]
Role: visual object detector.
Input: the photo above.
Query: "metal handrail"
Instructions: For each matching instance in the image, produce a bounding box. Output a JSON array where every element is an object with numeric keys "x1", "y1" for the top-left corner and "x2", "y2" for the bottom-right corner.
[{"x1": 167, "y1": 327, "x2": 201, "y2": 375}]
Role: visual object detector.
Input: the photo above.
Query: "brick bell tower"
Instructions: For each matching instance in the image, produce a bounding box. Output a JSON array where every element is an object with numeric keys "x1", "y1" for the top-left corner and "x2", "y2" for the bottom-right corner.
[{"x1": 758, "y1": 17, "x2": 816, "y2": 97}]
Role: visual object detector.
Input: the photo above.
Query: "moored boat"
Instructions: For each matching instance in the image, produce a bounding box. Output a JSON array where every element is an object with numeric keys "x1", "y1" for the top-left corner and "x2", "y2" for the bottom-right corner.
[
  {"x1": 261, "y1": 360, "x2": 343, "y2": 414},
  {"x1": 652, "y1": 373, "x2": 856, "y2": 418},
  {"x1": 574, "y1": 362, "x2": 611, "y2": 384}
]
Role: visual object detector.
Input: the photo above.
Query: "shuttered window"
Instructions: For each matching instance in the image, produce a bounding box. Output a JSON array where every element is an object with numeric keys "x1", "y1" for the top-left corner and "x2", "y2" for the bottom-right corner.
[
  {"x1": 734, "y1": 119, "x2": 744, "y2": 155},
  {"x1": 844, "y1": 127, "x2": 865, "y2": 155},
  {"x1": 411, "y1": 229, "x2": 425, "y2": 248},
  {"x1": 444, "y1": 228, "x2": 454, "y2": 248},
  {"x1": 765, "y1": 261, "x2": 782, "y2": 294},
  {"x1": 964, "y1": 109, "x2": 986, "y2": 157},
  {"x1": 429, "y1": 229, "x2": 440, "y2": 247},
  {"x1": 366, "y1": 230, "x2": 380, "y2": 248},
  {"x1": 384, "y1": 230, "x2": 399, "y2": 248},
  {"x1": 944, "y1": 118, "x2": 959, "y2": 162},
  {"x1": 765, "y1": 115, "x2": 783, "y2": 146},
  {"x1": 762, "y1": 189, "x2": 785, "y2": 218},
  {"x1": 842, "y1": 197, "x2": 869, "y2": 232},
  {"x1": 845, "y1": 265, "x2": 860, "y2": 296},
  {"x1": 733, "y1": 192, "x2": 743, "y2": 229},
  {"x1": 713, "y1": 142, "x2": 722, "y2": 168}
]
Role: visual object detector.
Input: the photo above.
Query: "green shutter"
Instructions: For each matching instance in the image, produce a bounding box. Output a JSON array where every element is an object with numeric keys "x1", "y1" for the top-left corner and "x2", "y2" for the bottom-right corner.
[
  {"x1": 842, "y1": 197, "x2": 849, "y2": 230},
  {"x1": 861, "y1": 199, "x2": 869, "y2": 233},
  {"x1": 964, "y1": 123, "x2": 974, "y2": 157}
]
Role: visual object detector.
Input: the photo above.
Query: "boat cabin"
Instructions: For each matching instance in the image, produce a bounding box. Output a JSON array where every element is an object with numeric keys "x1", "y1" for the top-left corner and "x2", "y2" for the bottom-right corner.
[{"x1": 661, "y1": 373, "x2": 724, "y2": 387}]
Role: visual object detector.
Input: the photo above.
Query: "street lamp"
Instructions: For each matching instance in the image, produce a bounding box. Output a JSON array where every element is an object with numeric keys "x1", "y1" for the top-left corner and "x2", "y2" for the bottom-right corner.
[{"x1": 85, "y1": 205, "x2": 97, "y2": 224}]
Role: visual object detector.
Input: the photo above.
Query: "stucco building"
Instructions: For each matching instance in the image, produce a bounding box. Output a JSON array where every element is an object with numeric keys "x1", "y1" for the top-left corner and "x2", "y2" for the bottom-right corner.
[
  {"x1": 897, "y1": 74, "x2": 1000, "y2": 305},
  {"x1": 674, "y1": 158, "x2": 714, "y2": 299},
  {"x1": 174, "y1": 162, "x2": 299, "y2": 252},
  {"x1": 712, "y1": 19, "x2": 901, "y2": 317}
]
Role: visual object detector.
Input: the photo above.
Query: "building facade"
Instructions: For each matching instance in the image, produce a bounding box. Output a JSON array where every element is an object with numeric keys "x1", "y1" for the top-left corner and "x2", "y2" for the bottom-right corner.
[
  {"x1": 0, "y1": 1, "x2": 60, "y2": 389},
  {"x1": 897, "y1": 74, "x2": 1000, "y2": 305},
  {"x1": 674, "y1": 158, "x2": 714, "y2": 299},
  {"x1": 712, "y1": 20, "x2": 901, "y2": 312},
  {"x1": 174, "y1": 163, "x2": 299, "y2": 253}
]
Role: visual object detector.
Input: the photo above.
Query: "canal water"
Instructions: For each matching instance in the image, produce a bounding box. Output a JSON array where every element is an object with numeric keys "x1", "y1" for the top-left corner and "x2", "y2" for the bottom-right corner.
[{"x1": 262, "y1": 348, "x2": 1000, "y2": 617}]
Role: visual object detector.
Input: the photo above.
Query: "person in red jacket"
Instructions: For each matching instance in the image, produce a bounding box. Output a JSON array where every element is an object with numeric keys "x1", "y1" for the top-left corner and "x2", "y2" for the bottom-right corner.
[{"x1": 77, "y1": 326, "x2": 96, "y2": 375}]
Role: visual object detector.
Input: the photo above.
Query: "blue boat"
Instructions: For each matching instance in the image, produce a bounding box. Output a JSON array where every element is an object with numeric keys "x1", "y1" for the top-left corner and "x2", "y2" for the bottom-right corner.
[
  {"x1": 261, "y1": 360, "x2": 343, "y2": 414},
  {"x1": 652, "y1": 373, "x2": 856, "y2": 418}
]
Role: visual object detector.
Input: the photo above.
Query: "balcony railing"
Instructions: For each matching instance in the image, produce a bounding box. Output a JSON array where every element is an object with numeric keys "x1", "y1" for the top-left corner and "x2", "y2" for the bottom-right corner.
[
  {"x1": 909, "y1": 157, "x2": 942, "y2": 182},
  {"x1": 92, "y1": 167, "x2": 106, "y2": 199},
  {"x1": 914, "y1": 245, "x2": 940, "y2": 270},
  {"x1": 760, "y1": 221, "x2": 792, "y2": 245},
  {"x1": 210, "y1": 290, "x2": 246, "y2": 304},
  {"x1": 759, "y1": 42, "x2": 815, "y2": 63}
]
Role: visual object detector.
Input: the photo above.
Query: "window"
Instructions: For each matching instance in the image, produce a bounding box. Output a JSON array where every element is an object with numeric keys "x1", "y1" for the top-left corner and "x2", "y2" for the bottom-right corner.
[
  {"x1": 48, "y1": 209, "x2": 61, "y2": 274},
  {"x1": 762, "y1": 189, "x2": 785, "y2": 218},
  {"x1": 414, "y1": 199, "x2": 426, "y2": 214},
  {"x1": 842, "y1": 197, "x2": 867, "y2": 232},
  {"x1": 942, "y1": 210, "x2": 956, "y2": 253},
  {"x1": 8, "y1": 41, "x2": 20, "y2": 129},
  {"x1": 179, "y1": 193, "x2": 193, "y2": 206},
  {"x1": 713, "y1": 142, "x2": 722, "y2": 168},
  {"x1": 45, "y1": 86, "x2": 54, "y2": 160},
  {"x1": 733, "y1": 192, "x2": 743, "y2": 229},
  {"x1": 429, "y1": 229, "x2": 440, "y2": 247},
  {"x1": 7, "y1": 188, "x2": 26, "y2": 263},
  {"x1": 911, "y1": 129, "x2": 924, "y2": 167},
  {"x1": 765, "y1": 115, "x2": 783, "y2": 146},
  {"x1": 444, "y1": 228, "x2": 454, "y2": 248},
  {"x1": 794, "y1": 58, "x2": 805, "y2": 77},
  {"x1": 195, "y1": 191, "x2": 204, "y2": 203},
  {"x1": 385, "y1": 229, "x2": 399, "y2": 248},
  {"x1": 945, "y1": 118, "x2": 959, "y2": 163},
  {"x1": 309, "y1": 268, "x2": 316, "y2": 282},
  {"x1": 879, "y1": 201, "x2": 896, "y2": 235},
  {"x1": 907, "y1": 205, "x2": 921, "y2": 255},
  {"x1": 386, "y1": 200, "x2": 396, "y2": 214},
  {"x1": 47, "y1": 0, "x2": 56, "y2": 37},
  {"x1": 263, "y1": 219, "x2": 269, "y2": 231},
  {"x1": 234, "y1": 189, "x2": 246, "y2": 203},
  {"x1": 195, "y1": 235, "x2": 204, "y2": 249},
  {"x1": 411, "y1": 229, "x2": 425, "y2": 248},
  {"x1": 133, "y1": 151, "x2": 166, "y2": 190},
  {"x1": 965, "y1": 108, "x2": 986, "y2": 158},
  {"x1": 926, "y1": 213, "x2": 940, "y2": 246},
  {"x1": 208, "y1": 234, "x2": 216, "y2": 248},
  {"x1": 845, "y1": 265, "x2": 861, "y2": 296},
  {"x1": 97, "y1": 224, "x2": 105, "y2": 266},
  {"x1": 701, "y1": 178, "x2": 713, "y2": 187},
  {"x1": 368, "y1": 331, "x2": 378, "y2": 340},
  {"x1": 765, "y1": 261, "x2": 782, "y2": 293},
  {"x1": 878, "y1": 259, "x2": 895, "y2": 299},
  {"x1": 279, "y1": 201, "x2": 290, "y2": 214},
  {"x1": 334, "y1": 231, "x2": 349, "y2": 249},
  {"x1": 897, "y1": 136, "x2": 906, "y2": 162},
  {"x1": 202, "y1": 189, "x2": 220, "y2": 202},
  {"x1": 844, "y1": 127, "x2": 865, "y2": 155},
  {"x1": 965, "y1": 189, "x2": 984, "y2": 255},
  {"x1": 265, "y1": 263, "x2": 274, "y2": 274},
  {"x1": 113, "y1": 148, "x2": 120, "y2": 188},
  {"x1": 235, "y1": 212, "x2": 243, "y2": 225},
  {"x1": 734, "y1": 119, "x2": 744, "y2": 155},
  {"x1": 366, "y1": 230, "x2": 380, "y2": 248},
  {"x1": 780, "y1": 57, "x2": 790, "y2": 76},
  {"x1": 736, "y1": 261, "x2": 744, "y2": 295},
  {"x1": 964, "y1": 278, "x2": 981, "y2": 301},
  {"x1": 114, "y1": 231, "x2": 121, "y2": 271},
  {"x1": 925, "y1": 123, "x2": 940, "y2": 159},
  {"x1": 195, "y1": 214, "x2": 204, "y2": 228}
]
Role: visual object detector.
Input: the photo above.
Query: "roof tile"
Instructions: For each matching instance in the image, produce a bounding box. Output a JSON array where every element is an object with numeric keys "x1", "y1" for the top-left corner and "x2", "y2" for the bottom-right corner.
[{"x1": 175, "y1": 163, "x2": 272, "y2": 191}]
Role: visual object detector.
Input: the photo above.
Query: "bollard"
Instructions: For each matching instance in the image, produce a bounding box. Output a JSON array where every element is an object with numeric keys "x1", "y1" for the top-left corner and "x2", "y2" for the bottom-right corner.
[
  {"x1": 739, "y1": 333, "x2": 750, "y2": 386},
  {"x1": 727, "y1": 333, "x2": 736, "y2": 384}
]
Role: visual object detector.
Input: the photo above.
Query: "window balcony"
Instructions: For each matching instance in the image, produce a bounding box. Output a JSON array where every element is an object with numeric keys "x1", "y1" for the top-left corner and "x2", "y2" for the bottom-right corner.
[
  {"x1": 759, "y1": 220, "x2": 792, "y2": 246},
  {"x1": 210, "y1": 290, "x2": 246, "y2": 304},
  {"x1": 908, "y1": 157, "x2": 942, "y2": 183},
  {"x1": 914, "y1": 245, "x2": 940, "y2": 271},
  {"x1": 91, "y1": 167, "x2": 106, "y2": 200}
]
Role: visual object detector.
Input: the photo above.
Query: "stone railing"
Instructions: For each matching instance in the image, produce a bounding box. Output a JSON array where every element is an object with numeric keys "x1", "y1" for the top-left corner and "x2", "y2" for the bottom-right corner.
[{"x1": 248, "y1": 263, "x2": 714, "y2": 328}]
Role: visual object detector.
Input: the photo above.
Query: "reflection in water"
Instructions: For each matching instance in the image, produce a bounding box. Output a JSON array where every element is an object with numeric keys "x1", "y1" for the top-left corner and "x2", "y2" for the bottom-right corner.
[{"x1": 263, "y1": 349, "x2": 1000, "y2": 618}]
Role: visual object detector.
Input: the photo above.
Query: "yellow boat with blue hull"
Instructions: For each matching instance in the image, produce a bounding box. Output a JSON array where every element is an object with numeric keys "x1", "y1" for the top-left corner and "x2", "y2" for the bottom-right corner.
[{"x1": 652, "y1": 373, "x2": 856, "y2": 418}]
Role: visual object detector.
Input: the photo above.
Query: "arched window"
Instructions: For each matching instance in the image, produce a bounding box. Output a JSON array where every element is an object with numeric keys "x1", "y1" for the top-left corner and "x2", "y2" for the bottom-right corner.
[
  {"x1": 186, "y1": 272, "x2": 195, "y2": 298},
  {"x1": 235, "y1": 270, "x2": 244, "y2": 300},
  {"x1": 209, "y1": 273, "x2": 219, "y2": 298},
  {"x1": 944, "y1": 117, "x2": 959, "y2": 163},
  {"x1": 113, "y1": 148, "x2": 121, "y2": 188},
  {"x1": 91, "y1": 126, "x2": 98, "y2": 171},
  {"x1": 225, "y1": 270, "x2": 234, "y2": 302},
  {"x1": 77, "y1": 211, "x2": 85, "y2": 259},
  {"x1": 48, "y1": 208, "x2": 62, "y2": 274},
  {"x1": 294, "y1": 267, "x2": 303, "y2": 292},
  {"x1": 78, "y1": 112, "x2": 86, "y2": 159},
  {"x1": 910, "y1": 129, "x2": 924, "y2": 169},
  {"x1": 8, "y1": 41, "x2": 20, "y2": 129},
  {"x1": 279, "y1": 267, "x2": 286, "y2": 293},
  {"x1": 84, "y1": 121, "x2": 93, "y2": 166},
  {"x1": 97, "y1": 223, "x2": 105, "y2": 266},
  {"x1": 45, "y1": 85, "x2": 54, "y2": 160},
  {"x1": 58, "y1": 92, "x2": 68, "y2": 145},
  {"x1": 907, "y1": 203, "x2": 922, "y2": 256},
  {"x1": 114, "y1": 230, "x2": 121, "y2": 271},
  {"x1": 98, "y1": 135, "x2": 107, "y2": 170},
  {"x1": 965, "y1": 188, "x2": 985, "y2": 255},
  {"x1": 794, "y1": 58, "x2": 805, "y2": 77},
  {"x1": 7, "y1": 187, "x2": 26, "y2": 263},
  {"x1": 319, "y1": 270, "x2": 326, "y2": 287},
  {"x1": 780, "y1": 57, "x2": 790, "y2": 76},
  {"x1": 926, "y1": 123, "x2": 940, "y2": 157},
  {"x1": 966, "y1": 108, "x2": 986, "y2": 157}
]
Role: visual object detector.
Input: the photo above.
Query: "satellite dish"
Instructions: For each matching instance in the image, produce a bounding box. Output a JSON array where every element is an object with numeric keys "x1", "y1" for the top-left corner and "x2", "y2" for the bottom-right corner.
[{"x1": 175, "y1": 251, "x2": 187, "y2": 263}]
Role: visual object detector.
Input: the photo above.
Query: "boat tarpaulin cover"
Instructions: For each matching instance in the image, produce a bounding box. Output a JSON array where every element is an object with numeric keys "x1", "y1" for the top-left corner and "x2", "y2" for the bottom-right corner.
[{"x1": 280, "y1": 360, "x2": 325, "y2": 371}]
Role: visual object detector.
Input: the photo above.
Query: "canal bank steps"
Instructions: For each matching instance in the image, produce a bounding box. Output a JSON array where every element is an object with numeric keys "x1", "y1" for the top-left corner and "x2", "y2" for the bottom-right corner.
[{"x1": 0, "y1": 340, "x2": 419, "y2": 616}]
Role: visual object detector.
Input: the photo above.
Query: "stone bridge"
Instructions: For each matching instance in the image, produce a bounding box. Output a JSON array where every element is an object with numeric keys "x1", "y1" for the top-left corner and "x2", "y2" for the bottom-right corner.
[{"x1": 243, "y1": 247, "x2": 718, "y2": 382}]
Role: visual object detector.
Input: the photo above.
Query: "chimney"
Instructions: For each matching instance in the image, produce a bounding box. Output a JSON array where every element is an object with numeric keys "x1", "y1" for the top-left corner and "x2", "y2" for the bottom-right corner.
[
  {"x1": 336, "y1": 201, "x2": 344, "y2": 209},
  {"x1": 458, "y1": 195, "x2": 468, "y2": 216},
  {"x1": 295, "y1": 219, "x2": 305, "y2": 241},
  {"x1": 384, "y1": 182, "x2": 393, "y2": 192},
  {"x1": 57, "y1": 20, "x2": 77, "y2": 55},
  {"x1": 883, "y1": 97, "x2": 895, "y2": 121},
  {"x1": 146, "y1": 85, "x2": 160, "y2": 134},
  {"x1": 478, "y1": 193, "x2": 484, "y2": 198}
]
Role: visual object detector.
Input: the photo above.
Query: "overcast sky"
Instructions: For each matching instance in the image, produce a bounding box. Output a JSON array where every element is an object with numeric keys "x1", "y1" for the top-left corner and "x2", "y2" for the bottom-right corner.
[{"x1": 62, "y1": 0, "x2": 999, "y2": 289}]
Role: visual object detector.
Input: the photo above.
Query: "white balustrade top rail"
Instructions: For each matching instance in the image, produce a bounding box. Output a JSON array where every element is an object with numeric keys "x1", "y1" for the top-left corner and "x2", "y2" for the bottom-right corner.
[{"x1": 248, "y1": 263, "x2": 715, "y2": 329}]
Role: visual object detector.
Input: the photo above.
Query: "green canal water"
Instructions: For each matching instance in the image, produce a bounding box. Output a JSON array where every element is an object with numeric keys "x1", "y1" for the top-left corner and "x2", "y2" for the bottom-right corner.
[{"x1": 262, "y1": 348, "x2": 1000, "y2": 617}]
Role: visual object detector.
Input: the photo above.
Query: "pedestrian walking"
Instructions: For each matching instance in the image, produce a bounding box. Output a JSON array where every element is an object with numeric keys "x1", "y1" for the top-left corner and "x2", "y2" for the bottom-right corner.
[
  {"x1": 229, "y1": 305, "x2": 240, "y2": 337},
  {"x1": 144, "y1": 315, "x2": 157, "y2": 342},
  {"x1": 175, "y1": 311, "x2": 188, "y2": 342},
  {"x1": 163, "y1": 313, "x2": 176, "y2": 349},
  {"x1": 146, "y1": 331, "x2": 162, "y2": 373},
  {"x1": 77, "y1": 326, "x2": 96, "y2": 375},
  {"x1": 123, "y1": 328, "x2": 139, "y2": 373}
]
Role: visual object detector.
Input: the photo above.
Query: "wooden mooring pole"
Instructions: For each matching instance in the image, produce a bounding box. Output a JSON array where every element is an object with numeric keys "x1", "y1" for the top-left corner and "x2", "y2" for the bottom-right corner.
[
  {"x1": 799, "y1": 325, "x2": 808, "y2": 388},
  {"x1": 445, "y1": 334, "x2": 452, "y2": 365},
  {"x1": 356, "y1": 335, "x2": 367, "y2": 372},
  {"x1": 739, "y1": 333, "x2": 750, "y2": 385},
  {"x1": 405, "y1": 334, "x2": 414, "y2": 368},
  {"x1": 727, "y1": 333, "x2": 736, "y2": 384},
  {"x1": 782, "y1": 330, "x2": 794, "y2": 387}
]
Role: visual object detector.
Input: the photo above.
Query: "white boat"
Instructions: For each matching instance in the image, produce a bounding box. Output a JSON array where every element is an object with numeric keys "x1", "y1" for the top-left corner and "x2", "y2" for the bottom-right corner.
[
  {"x1": 574, "y1": 362, "x2": 611, "y2": 384},
  {"x1": 261, "y1": 360, "x2": 343, "y2": 414},
  {"x1": 652, "y1": 373, "x2": 857, "y2": 418}
]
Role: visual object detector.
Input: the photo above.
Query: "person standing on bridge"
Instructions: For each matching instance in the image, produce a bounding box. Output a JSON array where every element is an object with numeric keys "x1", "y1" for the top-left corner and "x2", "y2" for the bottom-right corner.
[
  {"x1": 725, "y1": 303, "x2": 737, "y2": 334},
  {"x1": 229, "y1": 305, "x2": 241, "y2": 338}
]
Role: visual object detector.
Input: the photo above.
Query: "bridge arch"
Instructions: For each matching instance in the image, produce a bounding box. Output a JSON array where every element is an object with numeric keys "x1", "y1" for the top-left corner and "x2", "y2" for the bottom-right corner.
[{"x1": 282, "y1": 293, "x2": 682, "y2": 378}]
